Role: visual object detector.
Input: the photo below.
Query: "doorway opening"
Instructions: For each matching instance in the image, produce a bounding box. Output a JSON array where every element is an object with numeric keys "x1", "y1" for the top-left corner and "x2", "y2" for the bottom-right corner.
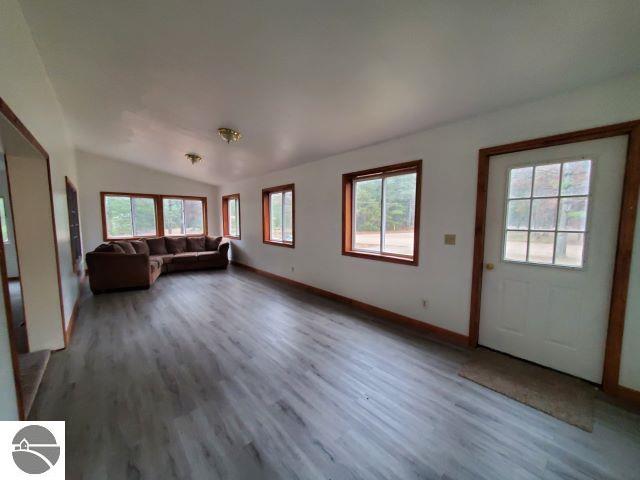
[{"x1": 0, "y1": 98, "x2": 66, "y2": 419}]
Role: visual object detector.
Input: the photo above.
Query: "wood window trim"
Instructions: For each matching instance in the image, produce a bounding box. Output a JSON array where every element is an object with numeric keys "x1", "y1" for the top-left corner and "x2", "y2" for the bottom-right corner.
[
  {"x1": 262, "y1": 184, "x2": 295, "y2": 248},
  {"x1": 222, "y1": 193, "x2": 241, "y2": 239},
  {"x1": 468, "y1": 119, "x2": 640, "y2": 406},
  {"x1": 100, "y1": 191, "x2": 208, "y2": 241},
  {"x1": 342, "y1": 160, "x2": 422, "y2": 266}
]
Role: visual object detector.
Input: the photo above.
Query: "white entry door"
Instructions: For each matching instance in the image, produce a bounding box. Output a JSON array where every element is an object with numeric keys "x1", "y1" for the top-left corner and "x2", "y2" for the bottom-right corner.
[{"x1": 479, "y1": 136, "x2": 627, "y2": 382}]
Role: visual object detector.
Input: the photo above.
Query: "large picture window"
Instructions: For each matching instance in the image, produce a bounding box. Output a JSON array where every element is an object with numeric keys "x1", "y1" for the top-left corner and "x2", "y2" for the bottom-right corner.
[
  {"x1": 101, "y1": 192, "x2": 207, "y2": 240},
  {"x1": 222, "y1": 194, "x2": 241, "y2": 239},
  {"x1": 163, "y1": 197, "x2": 205, "y2": 236},
  {"x1": 262, "y1": 184, "x2": 294, "y2": 247},
  {"x1": 103, "y1": 193, "x2": 157, "y2": 239},
  {"x1": 342, "y1": 160, "x2": 421, "y2": 265}
]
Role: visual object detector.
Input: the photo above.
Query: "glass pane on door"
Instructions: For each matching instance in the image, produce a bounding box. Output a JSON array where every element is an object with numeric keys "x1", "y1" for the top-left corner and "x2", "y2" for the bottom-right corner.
[{"x1": 503, "y1": 159, "x2": 592, "y2": 268}]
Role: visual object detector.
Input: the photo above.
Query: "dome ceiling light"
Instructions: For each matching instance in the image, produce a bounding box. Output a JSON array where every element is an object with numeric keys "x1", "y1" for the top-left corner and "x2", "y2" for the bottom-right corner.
[{"x1": 218, "y1": 127, "x2": 242, "y2": 144}]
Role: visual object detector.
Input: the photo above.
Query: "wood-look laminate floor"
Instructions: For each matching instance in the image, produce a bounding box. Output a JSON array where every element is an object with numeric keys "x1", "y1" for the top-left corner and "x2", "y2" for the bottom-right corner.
[{"x1": 31, "y1": 267, "x2": 640, "y2": 480}]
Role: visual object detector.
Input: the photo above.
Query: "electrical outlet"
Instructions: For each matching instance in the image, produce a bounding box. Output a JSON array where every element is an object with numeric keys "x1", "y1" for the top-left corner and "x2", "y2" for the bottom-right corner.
[{"x1": 421, "y1": 299, "x2": 429, "y2": 309}]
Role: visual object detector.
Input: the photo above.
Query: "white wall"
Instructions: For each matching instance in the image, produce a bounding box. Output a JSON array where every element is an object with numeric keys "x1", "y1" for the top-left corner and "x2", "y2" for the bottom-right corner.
[
  {"x1": 77, "y1": 151, "x2": 220, "y2": 253},
  {"x1": 0, "y1": 0, "x2": 82, "y2": 418},
  {"x1": 7, "y1": 153, "x2": 66, "y2": 350},
  {"x1": 220, "y1": 72, "x2": 640, "y2": 390}
]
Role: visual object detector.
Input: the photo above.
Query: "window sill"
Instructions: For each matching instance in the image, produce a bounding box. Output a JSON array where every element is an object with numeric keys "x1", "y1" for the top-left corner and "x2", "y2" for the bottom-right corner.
[
  {"x1": 104, "y1": 234, "x2": 157, "y2": 241},
  {"x1": 263, "y1": 240, "x2": 294, "y2": 248},
  {"x1": 105, "y1": 233, "x2": 208, "y2": 241},
  {"x1": 225, "y1": 234, "x2": 241, "y2": 240},
  {"x1": 164, "y1": 233, "x2": 206, "y2": 237},
  {"x1": 342, "y1": 249, "x2": 417, "y2": 266}
]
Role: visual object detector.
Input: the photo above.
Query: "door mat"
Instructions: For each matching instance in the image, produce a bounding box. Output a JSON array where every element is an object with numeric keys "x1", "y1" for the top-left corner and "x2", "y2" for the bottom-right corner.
[{"x1": 459, "y1": 348, "x2": 596, "y2": 431}]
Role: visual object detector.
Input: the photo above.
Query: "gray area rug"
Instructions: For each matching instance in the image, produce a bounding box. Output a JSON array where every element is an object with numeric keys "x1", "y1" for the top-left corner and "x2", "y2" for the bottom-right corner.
[{"x1": 459, "y1": 348, "x2": 596, "y2": 431}]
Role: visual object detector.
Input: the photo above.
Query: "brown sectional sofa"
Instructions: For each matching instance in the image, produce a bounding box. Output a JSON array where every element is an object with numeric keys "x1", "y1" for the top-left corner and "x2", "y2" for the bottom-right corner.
[{"x1": 86, "y1": 235, "x2": 229, "y2": 294}]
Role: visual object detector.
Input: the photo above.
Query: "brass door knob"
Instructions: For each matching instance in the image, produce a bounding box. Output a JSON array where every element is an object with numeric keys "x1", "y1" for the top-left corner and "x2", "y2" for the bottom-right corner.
[{"x1": 486, "y1": 263, "x2": 495, "y2": 271}]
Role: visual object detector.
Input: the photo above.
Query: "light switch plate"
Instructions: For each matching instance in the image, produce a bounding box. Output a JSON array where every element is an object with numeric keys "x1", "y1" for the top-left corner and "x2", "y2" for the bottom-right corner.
[{"x1": 444, "y1": 234, "x2": 456, "y2": 245}]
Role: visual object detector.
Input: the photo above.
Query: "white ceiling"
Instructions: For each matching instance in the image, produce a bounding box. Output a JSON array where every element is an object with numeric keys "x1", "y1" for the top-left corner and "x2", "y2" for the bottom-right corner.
[{"x1": 19, "y1": 0, "x2": 640, "y2": 185}]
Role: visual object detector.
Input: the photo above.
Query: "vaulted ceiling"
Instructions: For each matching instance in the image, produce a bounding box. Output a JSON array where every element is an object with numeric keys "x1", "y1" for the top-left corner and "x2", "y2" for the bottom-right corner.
[{"x1": 19, "y1": 0, "x2": 640, "y2": 185}]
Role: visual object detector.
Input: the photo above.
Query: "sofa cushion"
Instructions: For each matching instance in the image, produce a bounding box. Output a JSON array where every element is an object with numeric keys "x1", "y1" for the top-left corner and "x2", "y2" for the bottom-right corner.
[
  {"x1": 186, "y1": 236, "x2": 206, "y2": 252},
  {"x1": 95, "y1": 243, "x2": 125, "y2": 253},
  {"x1": 196, "y1": 251, "x2": 220, "y2": 262},
  {"x1": 113, "y1": 241, "x2": 136, "y2": 254},
  {"x1": 172, "y1": 252, "x2": 198, "y2": 264},
  {"x1": 205, "y1": 236, "x2": 222, "y2": 251},
  {"x1": 130, "y1": 240, "x2": 150, "y2": 255},
  {"x1": 149, "y1": 261, "x2": 161, "y2": 282},
  {"x1": 166, "y1": 236, "x2": 187, "y2": 254},
  {"x1": 149, "y1": 258, "x2": 163, "y2": 271},
  {"x1": 146, "y1": 237, "x2": 168, "y2": 255},
  {"x1": 150, "y1": 254, "x2": 173, "y2": 265}
]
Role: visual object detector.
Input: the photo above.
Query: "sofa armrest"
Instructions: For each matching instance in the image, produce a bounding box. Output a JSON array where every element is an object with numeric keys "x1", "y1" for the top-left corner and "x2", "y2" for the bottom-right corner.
[
  {"x1": 218, "y1": 241, "x2": 230, "y2": 258},
  {"x1": 86, "y1": 252, "x2": 151, "y2": 292}
]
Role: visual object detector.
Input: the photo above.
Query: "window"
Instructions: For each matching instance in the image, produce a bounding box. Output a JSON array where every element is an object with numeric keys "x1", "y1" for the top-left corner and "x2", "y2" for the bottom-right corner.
[
  {"x1": 101, "y1": 192, "x2": 207, "y2": 240},
  {"x1": 503, "y1": 159, "x2": 592, "y2": 267},
  {"x1": 262, "y1": 184, "x2": 294, "y2": 247},
  {"x1": 342, "y1": 160, "x2": 421, "y2": 265},
  {"x1": 163, "y1": 197, "x2": 205, "y2": 236},
  {"x1": 0, "y1": 197, "x2": 8, "y2": 244},
  {"x1": 222, "y1": 194, "x2": 241, "y2": 239},
  {"x1": 103, "y1": 193, "x2": 157, "y2": 239}
]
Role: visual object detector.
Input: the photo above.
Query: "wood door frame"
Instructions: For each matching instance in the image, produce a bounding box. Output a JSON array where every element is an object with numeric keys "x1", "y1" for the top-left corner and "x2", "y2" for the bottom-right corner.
[
  {"x1": 469, "y1": 119, "x2": 640, "y2": 399},
  {"x1": 0, "y1": 97, "x2": 68, "y2": 418}
]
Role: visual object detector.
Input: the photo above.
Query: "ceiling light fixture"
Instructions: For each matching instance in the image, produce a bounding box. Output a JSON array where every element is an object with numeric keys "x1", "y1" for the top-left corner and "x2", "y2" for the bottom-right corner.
[
  {"x1": 218, "y1": 127, "x2": 242, "y2": 144},
  {"x1": 185, "y1": 152, "x2": 203, "y2": 165}
]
